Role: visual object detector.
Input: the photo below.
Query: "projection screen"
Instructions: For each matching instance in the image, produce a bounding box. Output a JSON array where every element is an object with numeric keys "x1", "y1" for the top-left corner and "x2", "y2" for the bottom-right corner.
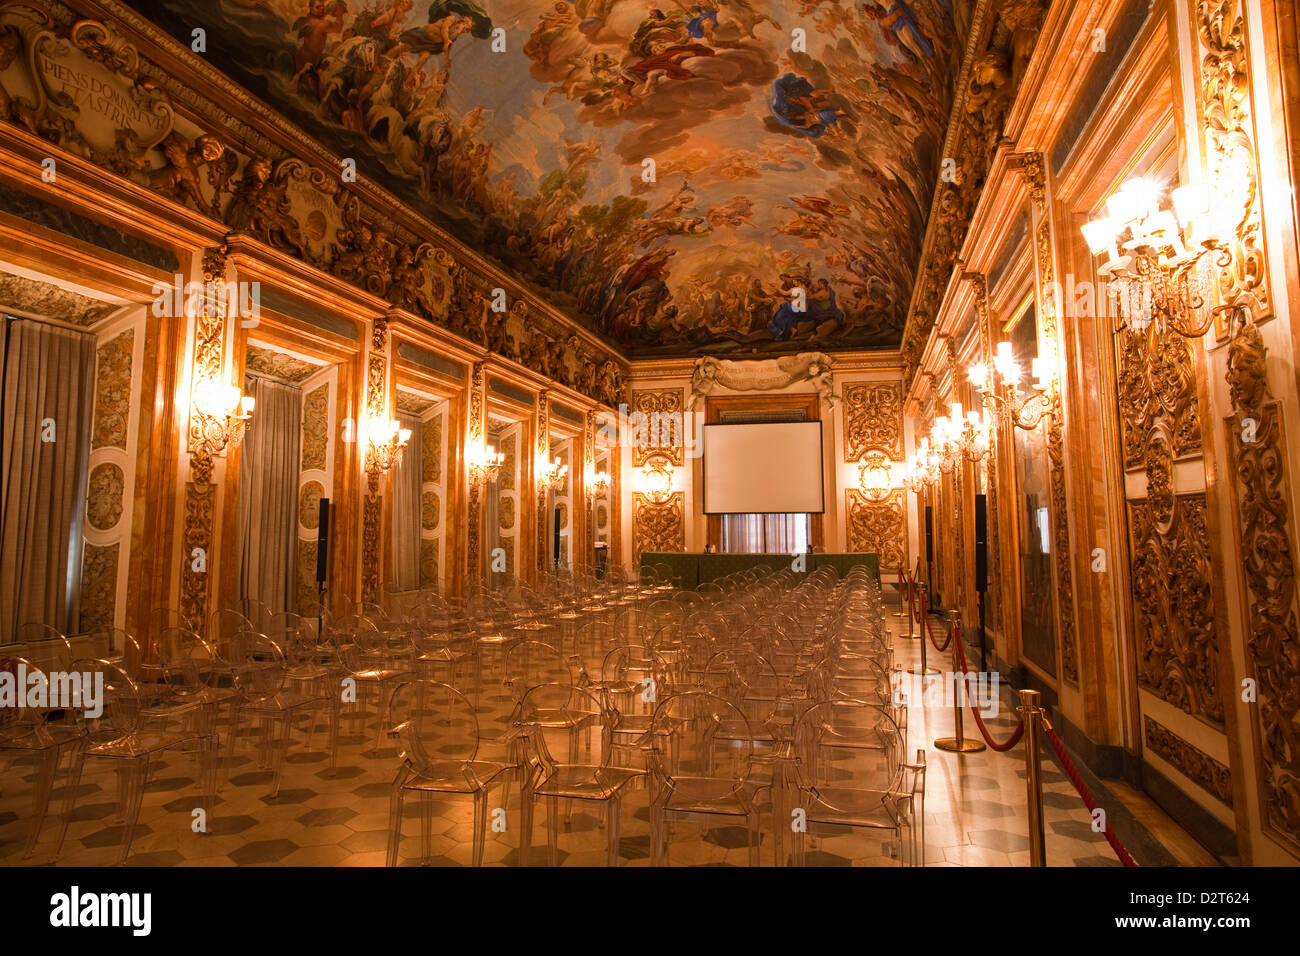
[{"x1": 702, "y1": 422, "x2": 825, "y2": 514}]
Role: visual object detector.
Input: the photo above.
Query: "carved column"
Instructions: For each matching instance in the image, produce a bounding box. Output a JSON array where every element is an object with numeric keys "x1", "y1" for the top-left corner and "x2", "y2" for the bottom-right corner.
[
  {"x1": 466, "y1": 361, "x2": 486, "y2": 585},
  {"x1": 966, "y1": 272, "x2": 1001, "y2": 635},
  {"x1": 360, "y1": 316, "x2": 390, "y2": 604},
  {"x1": 536, "y1": 390, "x2": 550, "y2": 576},
  {"x1": 584, "y1": 409, "x2": 597, "y2": 567},
  {"x1": 180, "y1": 245, "x2": 229, "y2": 633},
  {"x1": 1016, "y1": 149, "x2": 1080, "y2": 685}
]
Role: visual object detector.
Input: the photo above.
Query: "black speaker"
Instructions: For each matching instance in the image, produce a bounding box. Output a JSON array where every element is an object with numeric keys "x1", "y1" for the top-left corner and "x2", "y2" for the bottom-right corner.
[
  {"x1": 974, "y1": 493, "x2": 988, "y2": 593},
  {"x1": 924, "y1": 506, "x2": 933, "y2": 562},
  {"x1": 316, "y1": 498, "x2": 331, "y2": 584}
]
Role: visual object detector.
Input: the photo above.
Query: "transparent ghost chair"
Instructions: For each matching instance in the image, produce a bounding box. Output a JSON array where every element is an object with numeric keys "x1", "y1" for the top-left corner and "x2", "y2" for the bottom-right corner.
[
  {"x1": 13, "y1": 623, "x2": 71, "y2": 674},
  {"x1": 152, "y1": 626, "x2": 241, "y2": 757},
  {"x1": 328, "y1": 617, "x2": 414, "y2": 754},
  {"x1": 512, "y1": 683, "x2": 642, "y2": 866},
  {"x1": 230, "y1": 633, "x2": 332, "y2": 797},
  {"x1": 0, "y1": 656, "x2": 87, "y2": 859},
  {"x1": 646, "y1": 691, "x2": 769, "y2": 866},
  {"x1": 785, "y1": 699, "x2": 926, "y2": 866},
  {"x1": 385, "y1": 679, "x2": 516, "y2": 866},
  {"x1": 58, "y1": 658, "x2": 218, "y2": 866}
]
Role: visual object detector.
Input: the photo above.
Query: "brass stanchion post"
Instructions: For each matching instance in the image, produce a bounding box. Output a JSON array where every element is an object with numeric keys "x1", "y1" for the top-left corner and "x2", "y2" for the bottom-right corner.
[
  {"x1": 909, "y1": 584, "x2": 939, "y2": 676},
  {"x1": 934, "y1": 610, "x2": 984, "y2": 753},
  {"x1": 1020, "y1": 689, "x2": 1046, "y2": 866},
  {"x1": 903, "y1": 571, "x2": 916, "y2": 640}
]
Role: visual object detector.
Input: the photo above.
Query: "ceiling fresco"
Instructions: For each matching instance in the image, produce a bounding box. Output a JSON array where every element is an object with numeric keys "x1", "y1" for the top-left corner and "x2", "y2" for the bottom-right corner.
[{"x1": 132, "y1": 0, "x2": 963, "y2": 357}]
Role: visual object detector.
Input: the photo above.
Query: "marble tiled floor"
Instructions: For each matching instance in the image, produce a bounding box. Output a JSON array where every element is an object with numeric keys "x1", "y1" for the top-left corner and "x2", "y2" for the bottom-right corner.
[{"x1": 0, "y1": 606, "x2": 1165, "y2": 866}]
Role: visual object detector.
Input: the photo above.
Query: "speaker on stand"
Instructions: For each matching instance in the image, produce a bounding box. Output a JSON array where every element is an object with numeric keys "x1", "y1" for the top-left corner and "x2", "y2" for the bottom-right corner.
[
  {"x1": 974, "y1": 493, "x2": 988, "y2": 672},
  {"x1": 316, "y1": 498, "x2": 331, "y2": 643},
  {"x1": 924, "y1": 505, "x2": 934, "y2": 600}
]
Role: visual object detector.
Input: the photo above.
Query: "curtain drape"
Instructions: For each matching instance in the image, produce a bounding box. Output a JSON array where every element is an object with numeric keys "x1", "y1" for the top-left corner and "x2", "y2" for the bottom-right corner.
[
  {"x1": 389, "y1": 415, "x2": 422, "y2": 592},
  {"x1": 238, "y1": 376, "x2": 302, "y2": 617},
  {"x1": 0, "y1": 318, "x2": 96, "y2": 643},
  {"x1": 720, "y1": 513, "x2": 809, "y2": 554}
]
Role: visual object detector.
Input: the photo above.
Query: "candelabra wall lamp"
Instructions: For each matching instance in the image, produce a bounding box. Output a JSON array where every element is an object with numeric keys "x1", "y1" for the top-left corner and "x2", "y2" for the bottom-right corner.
[
  {"x1": 467, "y1": 443, "x2": 505, "y2": 485},
  {"x1": 585, "y1": 466, "x2": 610, "y2": 503},
  {"x1": 932, "y1": 402, "x2": 992, "y2": 463},
  {"x1": 903, "y1": 437, "x2": 945, "y2": 492},
  {"x1": 968, "y1": 341, "x2": 1051, "y2": 431},
  {"x1": 541, "y1": 456, "x2": 569, "y2": 493},
  {"x1": 363, "y1": 416, "x2": 412, "y2": 491},
  {"x1": 857, "y1": 454, "x2": 896, "y2": 502},
  {"x1": 639, "y1": 456, "x2": 674, "y2": 504},
  {"x1": 1081, "y1": 177, "x2": 1235, "y2": 339},
  {"x1": 191, "y1": 377, "x2": 255, "y2": 471}
]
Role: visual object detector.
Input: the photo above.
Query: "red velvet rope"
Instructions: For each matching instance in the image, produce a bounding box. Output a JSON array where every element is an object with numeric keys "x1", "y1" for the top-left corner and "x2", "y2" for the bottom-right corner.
[
  {"x1": 927, "y1": 611, "x2": 952, "y2": 652},
  {"x1": 955, "y1": 636, "x2": 1024, "y2": 752},
  {"x1": 1043, "y1": 725, "x2": 1139, "y2": 867}
]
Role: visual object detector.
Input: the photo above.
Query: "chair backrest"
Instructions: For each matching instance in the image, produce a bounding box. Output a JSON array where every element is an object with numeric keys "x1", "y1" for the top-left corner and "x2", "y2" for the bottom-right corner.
[
  {"x1": 648, "y1": 691, "x2": 754, "y2": 800},
  {"x1": 388, "y1": 679, "x2": 480, "y2": 772},
  {"x1": 513, "y1": 682, "x2": 610, "y2": 773},
  {"x1": 67, "y1": 657, "x2": 142, "y2": 744},
  {"x1": 154, "y1": 626, "x2": 223, "y2": 700},
  {"x1": 503, "y1": 641, "x2": 573, "y2": 699},
  {"x1": 0, "y1": 657, "x2": 52, "y2": 740},
  {"x1": 792, "y1": 699, "x2": 904, "y2": 796},
  {"x1": 231, "y1": 633, "x2": 289, "y2": 703}
]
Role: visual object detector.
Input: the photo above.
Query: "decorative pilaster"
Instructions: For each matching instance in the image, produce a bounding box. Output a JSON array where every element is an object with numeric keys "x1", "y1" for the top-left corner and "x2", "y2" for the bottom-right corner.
[
  {"x1": 180, "y1": 245, "x2": 229, "y2": 632},
  {"x1": 360, "y1": 316, "x2": 390, "y2": 603},
  {"x1": 536, "y1": 390, "x2": 550, "y2": 575},
  {"x1": 967, "y1": 271, "x2": 1000, "y2": 634},
  {"x1": 584, "y1": 409, "x2": 597, "y2": 566},
  {"x1": 466, "y1": 361, "x2": 486, "y2": 582}
]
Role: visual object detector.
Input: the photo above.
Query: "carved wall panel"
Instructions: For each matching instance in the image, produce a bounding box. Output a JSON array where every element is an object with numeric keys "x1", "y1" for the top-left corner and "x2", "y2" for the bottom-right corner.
[
  {"x1": 1116, "y1": 328, "x2": 1202, "y2": 470},
  {"x1": 1144, "y1": 717, "x2": 1233, "y2": 805},
  {"x1": 91, "y1": 329, "x2": 133, "y2": 450},
  {"x1": 633, "y1": 492, "x2": 685, "y2": 559},
  {"x1": 467, "y1": 363, "x2": 485, "y2": 579},
  {"x1": 842, "y1": 383, "x2": 903, "y2": 462},
  {"x1": 1225, "y1": 320, "x2": 1300, "y2": 854},
  {"x1": 300, "y1": 383, "x2": 329, "y2": 471},
  {"x1": 420, "y1": 539, "x2": 439, "y2": 590},
  {"x1": 845, "y1": 490, "x2": 906, "y2": 569},
  {"x1": 422, "y1": 414, "x2": 442, "y2": 484},
  {"x1": 78, "y1": 543, "x2": 118, "y2": 632},
  {"x1": 1035, "y1": 218, "x2": 1079, "y2": 685},
  {"x1": 86, "y1": 462, "x2": 125, "y2": 532},
  {"x1": 297, "y1": 540, "x2": 317, "y2": 613},
  {"x1": 298, "y1": 481, "x2": 324, "y2": 531},
  {"x1": 537, "y1": 392, "x2": 550, "y2": 574},
  {"x1": 631, "y1": 388, "x2": 684, "y2": 467},
  {"x1": 1127, "y1": 493, "x2": 1223, "y2": 726}
]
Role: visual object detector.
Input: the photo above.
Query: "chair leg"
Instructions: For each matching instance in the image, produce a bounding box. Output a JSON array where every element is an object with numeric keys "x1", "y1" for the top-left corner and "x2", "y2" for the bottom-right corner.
[
  {"x1": 55, "y1": 751, "x2": 87, "y2": 862},
  {"x1": 747, "y1": 812, "x2": 760, "y2": 867},
  {"x1": 650, "y1": 805, "x2": 666, "y2": 867},
  {"x1": 547, "y1": 795, "x2": 560, "y2": 866},
  {"x1": 22, "y1": 748, "x2": 60, "y2": 858},
  {"x1": 387, "y1": 785, "x2": 405, "y2": 867},
  {"x1": 420, "y1": 792, "x2": 434, "y2": 863},
  {"x1": 605, "y1": 795, "x2": 622, "y2": 867},
  {"x1": 472, "y1": 790, "x2": 489, "y2": 867},
  {"x1": 269, "y1": 712, "x2": 294, "y2": 798},
  {"x1": 115, "y1": 758, "x2": 150, "y2": 866},
  {"x1": 518, "y1": 775, "x2": 534, "y2": 867}
]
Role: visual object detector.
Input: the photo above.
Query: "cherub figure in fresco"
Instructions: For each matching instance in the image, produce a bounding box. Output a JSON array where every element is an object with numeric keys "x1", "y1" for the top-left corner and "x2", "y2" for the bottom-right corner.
[
  {"x1": 292, "y1": 0, "x2": 348, "y2": 78},
  {"x1": 367, "y1": 0, "x2": 416, "y2": 48},
  {"x1": 862, "y1": 1, "x2": 935, "y2": 62},
  {"x1": 524, "y1": 2, "x2": 574, "y2": 61},
  {"x1": 769, "y1": 73, "x2": 843, "y2": 137}
]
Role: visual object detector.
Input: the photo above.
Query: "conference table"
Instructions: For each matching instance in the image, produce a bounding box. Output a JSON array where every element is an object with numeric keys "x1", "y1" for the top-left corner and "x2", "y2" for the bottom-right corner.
[{"x1": 640, "y1": 552, "x2": 881, "y2": 589}]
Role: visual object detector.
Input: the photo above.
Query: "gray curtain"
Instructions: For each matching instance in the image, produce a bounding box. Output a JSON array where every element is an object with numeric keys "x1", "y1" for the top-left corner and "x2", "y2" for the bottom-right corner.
[
  {"x1": 0, "y1": 318, "x2": 96, "y2": 642},
  {"x1": 238, "y1": 376, "x2": 302, "y2": 617},
  {"x1": 389, "y1": 415, "x2": 422, "y2": 592},
  {"x1": 720, "y1": 513, "x2": 809, "y2": 554}
]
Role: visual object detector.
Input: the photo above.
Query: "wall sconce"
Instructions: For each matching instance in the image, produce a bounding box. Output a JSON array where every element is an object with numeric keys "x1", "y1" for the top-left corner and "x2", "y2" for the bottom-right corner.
[
  {"x1": 585, "y1": 466, "x2": 610, "y2": 502},
  {"x1": 364, "y1": 416, "x2": 411, "y2": 483},
  {"x1": 902, "y1": 439, "x2": 942, "y2": 492},
  {"x1": 468, "y1": 443, "x2": 505, "y2": 484},
  {"x1": 639, "y1": 457, "x2": 673, "y2": 504},
  {"x1": 857, "y1": 454, "x2": 896, "y2": 502},
  {"x1": 541, "y1": 456, "x2": 568, "y2": 493},
  {"x1": 969, "y1": 343, "x2": 1049, "y2": 430},
  {"x1": 192, "y1": 377, "x2": 255, "y2": 456},
  {"x1": 932, "y1": 402, "x2": 992, "y2": 463},
  {"x1": 1081, "y1": 176, "x2": 1230, "y2": 338}
]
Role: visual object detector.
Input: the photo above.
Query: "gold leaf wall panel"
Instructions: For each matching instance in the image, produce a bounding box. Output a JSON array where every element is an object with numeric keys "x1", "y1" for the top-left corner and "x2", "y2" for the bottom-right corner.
[
  {"x1": 842, "y1": 383, "x2": 903, "y2": 462},
  {"x1": 91, "y1": 329, "x2": 133, "y2": 451},
  {"x1": 845, "y1": 489, "x2": 906, "y2": 569},
  {"x1": 300, "y1": 383, "x2": 329, "y2": 472},
  {"x1": 633, "y1": 492, "x2": 685, "y2": 559},
  {"x1": 79, "y1": 542, "x2": 118, "y2": 632}
]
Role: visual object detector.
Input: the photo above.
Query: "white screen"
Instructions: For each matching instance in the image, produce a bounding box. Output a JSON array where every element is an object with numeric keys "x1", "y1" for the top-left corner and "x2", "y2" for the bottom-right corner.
[{"x1": 703, "y1": 422, "x2": 824, "y2": 514}]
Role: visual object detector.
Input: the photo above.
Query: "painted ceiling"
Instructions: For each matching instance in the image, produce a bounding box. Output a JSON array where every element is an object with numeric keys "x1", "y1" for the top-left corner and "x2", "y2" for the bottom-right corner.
[{"x1": 135, "y1": 0, "x2": 962, "y2": 357}]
